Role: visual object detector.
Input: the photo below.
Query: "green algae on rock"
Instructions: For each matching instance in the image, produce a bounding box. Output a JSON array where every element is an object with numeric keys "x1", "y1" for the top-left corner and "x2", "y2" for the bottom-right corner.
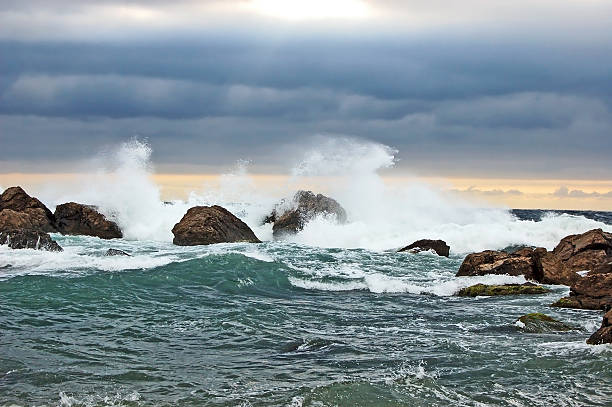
[
  {"x1": 515, "y1": 313, "x2": 573, "y2": 333},
  {"x1": 457, "y1": 283, "x2": 549, "y2": 297}
]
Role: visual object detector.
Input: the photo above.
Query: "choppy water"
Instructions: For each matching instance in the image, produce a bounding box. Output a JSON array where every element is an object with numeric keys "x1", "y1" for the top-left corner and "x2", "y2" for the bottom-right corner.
[{"x1": 1, "y1": 211, "x2": 612, "y2": 407}]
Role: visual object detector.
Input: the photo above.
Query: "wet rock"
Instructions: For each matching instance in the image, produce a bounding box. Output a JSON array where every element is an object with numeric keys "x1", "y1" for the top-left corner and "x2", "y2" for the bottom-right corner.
[
  {"x1": 105, "y1": 248, "x2": 130, "y2": 256},
  {"x1": 456, "y1": 247, "x2": 578, "y2": 286},
  {"x1": 0, "y1": 187, "x2": 56, "y2": 233},
  {"x1": 0, "y1": 264, "x2": 12, "y2": 269},
  {"x1": 553, "y1": 228, "x2": 612, "y2": 273},
  {"x1": 551, "y1": 271, "x2": 612, "y2": 311},
  {"x1": 268, "y1": 191, "x2": 347, "y2": 238},
  {"x1": 172, "y1": 205, "x2": 261, "y2": 246},
  {"x1": 398, "y1": 239, "x2": 450, "y2": 257},
  {"x1": 54, "y1": 202, "x2": 122, "y2": 239},
  {"x1": 0, "y1": 229, "x2": 63, "y2": 252},
  {"x1": 587, "y1": 310, "x2": 612, "y2": 345},
  {"x1": 457, "y1": 283, "x2": 549, "y2": 297},
  {"x1": 515, "y1": 313, "x2": 572, "y2": 333}
]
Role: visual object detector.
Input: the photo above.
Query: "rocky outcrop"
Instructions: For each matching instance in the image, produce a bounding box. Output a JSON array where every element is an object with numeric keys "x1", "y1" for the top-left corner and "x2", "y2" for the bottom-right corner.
[
  {"x1": 587, "y1": 310, "x2": 612, "y2": 345},
  {"x1": 54, "y1": 202, "x2": 122, "y2": 239},
  {"x1": 0, "y1": 229, "x2": 62, "y2": 252},
  {"x1": 0, "y1": 187, "x2": 56, "y2": 233},
  {"x1": 552, "y1": 271, "x2": 612, "y2": 311},
  {"x1": 105, "y1": 248, "x2": 130, "y2": 256},
  {"x1": 172, "y1": 205, "x2": 261, "y2": 246},
  {"x1": 457, "y1": 283, "x2": 549, "y2": 297},
  {"x1": 456, "y1": 247, "x2": 578, "y2": 285},
  {"x1": 398, "y1": 239, "x2": 450, "y2": 257},
  {"x1": 515, "y1": 313, "x2": 572, "y2": 333},
  {"x1": 266, "y1": 191, "x2": 347, "y2": 238},
  {"x1": 552, "y1": 229, "x2": 612, "y2": 273}
]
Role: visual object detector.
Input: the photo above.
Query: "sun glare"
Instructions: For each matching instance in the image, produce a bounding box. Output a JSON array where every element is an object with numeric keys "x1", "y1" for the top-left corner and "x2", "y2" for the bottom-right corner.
[{"x1": 250, "y1": 0, "x2": 370, "y2": 20}]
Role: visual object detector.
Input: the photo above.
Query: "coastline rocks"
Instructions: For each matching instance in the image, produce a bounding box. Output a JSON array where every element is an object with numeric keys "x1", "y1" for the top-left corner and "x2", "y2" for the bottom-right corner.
[
  {"x1": 0, "y1": 230, "x2": 63, "y2": 252},
  {"x1": 54, "y1": 202, "x2": 122, "y2": 239},
  {"x1": 0, "y1": 187, "x2": 56, "y2": 233},
  {"x1": 172, "y1": 205, "x2": 261, "y2": 246},
  {"x1": 587, "y1": 310, "x2": 612, "y2": 345},
  {"x1": 552, "y1": 228, "x2": 612, "y2": 273},
  {"x1": 456, "y1": 247, "x2": 578, "y2": 286},
  {"x1": 105, "y1": 248, "x2": 130, "y2": 256},
  {"x1": 398, "y1": 239, "x2": 450, "y2": 257},
  {"x1": 515, "y1": 313, "x2": 572, "y2": 333},
  {"x1": 551, "y1": 271, "x2": 612, "y2": 311},
  {"x1": 267, "y1": 191, "x2": 347, "y2": 238},
  {"x1": 457, "y1": 283, "x2": 549, "y2": 297}
]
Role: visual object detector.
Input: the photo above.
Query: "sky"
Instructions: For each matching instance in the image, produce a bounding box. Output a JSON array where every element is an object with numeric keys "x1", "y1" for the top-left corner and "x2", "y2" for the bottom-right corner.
[{"x1": 1, "y1": 1, "x2": 612, "y2": 209}]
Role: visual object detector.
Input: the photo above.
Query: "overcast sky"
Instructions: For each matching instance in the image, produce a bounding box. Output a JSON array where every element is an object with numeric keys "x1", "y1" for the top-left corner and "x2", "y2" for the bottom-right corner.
[{"x1": 1, "y1": 0, "x2": 611, "y2": 178}]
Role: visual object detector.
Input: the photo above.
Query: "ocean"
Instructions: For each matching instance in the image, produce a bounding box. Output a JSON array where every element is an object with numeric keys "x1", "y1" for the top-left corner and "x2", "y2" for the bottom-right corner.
[{"x1": 1, "y1": 141, "x2": 612, "y2": 406}]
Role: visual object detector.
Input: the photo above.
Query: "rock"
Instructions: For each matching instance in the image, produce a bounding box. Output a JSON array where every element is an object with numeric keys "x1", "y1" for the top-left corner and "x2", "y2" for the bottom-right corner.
[
  {"x1": 551, "y1": 271, "x2": 612, "y2": 310},
  {"x1": 587, "y1": 310, "x2": 612, "y2": 345},
  {"x1": 269, "y1": 191, "x2": 347, "y2": 238},
  {"x1": 0, "y1": 229, "x2": 63, "y2": 252},
  {"x1": 105, "y1": 248, "x2": 130, "y2": 256},
  {"x1": 398, "y1": 239, "x2": 450, "y2": 257},
  {"x1": 0, "y1": 187, "x2": 56, "y2": 233},
  {"x1": 553, "y1": 228, "x2": 612, "y2": 273},
  {"x1": 457, "y1": 283, "x2": 549, "y2": 297},
  {"x1": 0, "y1": 264, "x2": 12, "y2": 269},
  {"x1": 515, "y1": 313, "x2": 572, "y2": 333},
  {"x1": 456, "y1": 247, "x2": 578, "y2": 286},
  {"x1": 172, "y1": 205, "x2": 261, "y2": 246},
  {"x1": 54, "y1": 202, "x2": 122, "y2": 239}
]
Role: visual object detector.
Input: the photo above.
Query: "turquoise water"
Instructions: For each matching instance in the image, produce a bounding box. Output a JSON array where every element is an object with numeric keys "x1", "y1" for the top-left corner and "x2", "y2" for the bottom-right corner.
[{"x1": 1, "y1": 233, "x2": 611, "y2": 406}]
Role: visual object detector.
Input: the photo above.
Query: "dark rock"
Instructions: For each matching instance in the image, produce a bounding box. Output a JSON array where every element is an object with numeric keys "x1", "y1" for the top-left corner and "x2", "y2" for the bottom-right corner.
[
  {"x1": 105, "y1": 248, "x2": 130, "y2": 256},
  {"x1": 0, "y1": 264, "x2": 12, "y2": 269},
  {"x1": 456, "y1": 247, "x2": 578, "y2": 286},
  {"x1": 551, "y1": 271, "x2": 612, "y2": 311},
  {"x1": 54, "y1": 202, "x2": 122, "y2": 239},
  {"x1": 0, "y1": 229, "x2": 63, "y2": 252},
  {"x1": 172, "y1": 205, "x2": 261, "y2": 246},
  {"x1": 553, "y1": 228, "x2": 612, "y2": 273},
  {"x1": 457, "y1": 283, "x2": 549, "y2": 297},
  {"x1": 269, "y1": 191, "x2": 347, "y2": 238},
  {"x1": 587, "y1": 310, "x2": 612, "y2": 345},
  {"x1": 0, "y1": 187, "x2": 56, "y2": 233},
  {"x1": 515, "y1": 313, "x2": 572, "y2": 333},
  {"x1": 399, "y1": 239, "x2": 450, "y2": 257}
]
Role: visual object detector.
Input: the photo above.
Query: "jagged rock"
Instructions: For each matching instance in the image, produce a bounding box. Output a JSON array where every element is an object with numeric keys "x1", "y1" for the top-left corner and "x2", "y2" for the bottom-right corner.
[
  {"x1": 552, "y1": 271, "x2": 612, "y2": 311},
  {"x1": 54, "y1": 202, "x2": 122, "y2": 239},
  {"x1": 553, "y1": 228, "x2": 612, "y2": 273},
  {"x1": 515, "y1": 313, "x2": 572, "y2": 333},
  {"x1": 587, "y1": 310, "x2": 612, "y2": 345},
  {"x1": 456, "y1": 247, "x2": 578, "y2": 285},
  {"x1": 0, "y1": 187, "x2": 56, "y2": 233},
  {"x1": 0, "y1": 229, "x2": 62, "y2": 252},
  {"x1": 398, "y1": 239, "x2": 450, "y2": 257},
  {"x1": 172, "y1": 205, "x2": 261, "y2": 246},
  {"x1": 268, "y1": 191, "x2": 347, "y2": 238},
  {"x1": 457, "y1": 283, "x2": 549, "y2": 297},
  {"x1": 105, "y1": 248, "x2": 130, "y2": 256}
]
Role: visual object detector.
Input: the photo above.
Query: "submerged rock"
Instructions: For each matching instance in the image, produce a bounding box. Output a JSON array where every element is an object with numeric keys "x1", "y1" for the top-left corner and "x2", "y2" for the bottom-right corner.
[
  {"x1": 551, "y1": 271, "x2": 612, "y2": 311},
  {"x1": 457, "y1": 283, "x2": 549, "y2": 297},
  {"x1": 515, "y1": 313, "x2": 572, "y2": 333},
  {"x1": 267, "y1": 191, "x2": 347, "y2": 238},
  {"x1": 587, "y1": 310, "x2": 612, "y2": 345},
  {"x1": 0, "y1": 187, "x2": 56, "y2": 233},
  {"x1": 456, "y1": 247, "x2": 578, "y2": 286},
  {"x1": 552, "y1": 228, "x2": 612, "y2": 273},
  {"x1": 398, "y1": 239, "x2": 450, "y2": 257},
  {"x1": 54, "y1": 202, "x2": 122, "y2": 239},
  {"x1": 105, "y1": 248, "x2": 130, "y2": 256},
  {"x1": 172, "y1": 205, "x2": 261, "y2": 246},
  {"x1": 0, "y1": 229, "x2": 63, "y2": 252}
]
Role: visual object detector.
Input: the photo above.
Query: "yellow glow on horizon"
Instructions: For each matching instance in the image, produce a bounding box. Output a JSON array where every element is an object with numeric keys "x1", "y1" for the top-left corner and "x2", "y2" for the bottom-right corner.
[{"x1": 250, "y1": 0, "x2": 371, "y2": 20}]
